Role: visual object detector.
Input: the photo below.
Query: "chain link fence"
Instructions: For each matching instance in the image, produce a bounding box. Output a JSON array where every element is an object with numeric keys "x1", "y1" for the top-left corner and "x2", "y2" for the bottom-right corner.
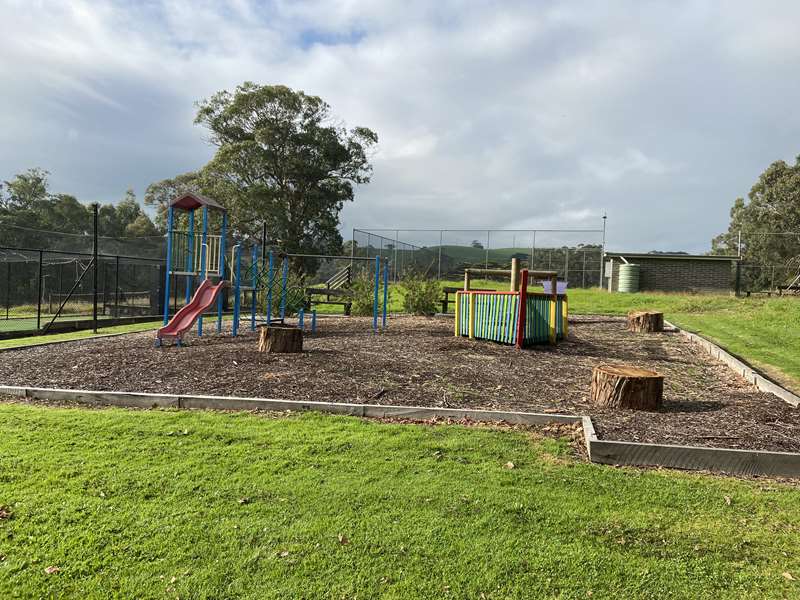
[
  {"x1": 0, "y1": 246, "x2": 165, "y2": 337},
  {"x1": 737, "y1": 263, "x2": 800, "y2": 294},
  {"x1": 352, "y1": 228, "x2": 605, "y2": 288}
]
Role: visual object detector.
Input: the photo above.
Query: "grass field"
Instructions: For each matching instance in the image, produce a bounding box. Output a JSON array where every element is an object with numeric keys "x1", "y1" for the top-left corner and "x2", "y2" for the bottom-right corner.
[
  {"x1": 0, "y1": 403, "x2": 798, "y2": 599},
  {"x1": 0, "y1": 321, "x2": 162, "y2": 350}
]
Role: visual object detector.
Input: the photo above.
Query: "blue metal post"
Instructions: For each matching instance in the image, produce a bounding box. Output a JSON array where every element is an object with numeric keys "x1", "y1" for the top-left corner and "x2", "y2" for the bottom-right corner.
[
  {"x1": 298, "y1": 307, "x2": 305, "y2": 330},
  {"x1": 251, "y1": 245, "x2": 258, "y2": 331},
  {"x1": 373, "y1": 255, "x2": 380, "y2": 332},
  {"x1": 233, "y1": 245, "x2": 241, "y2": 337},
  {"x1": 311, "y1": 310, "x2": 317, "y2": 334},
  {"x1": 162, "y1": 207, "x2": 174, "y2": 326},
  {"x1": 185, "y1": 209, "x2": 194, "y2": 305},
  {"x1": 217, "y1": 211, "x2": 227, "y2": 333},
  {"x1": 280, "y1": 255, "x2": 289, "y2": 321},
  {"x1": 198, "y1": 206, "x2": 209, "y2": 337},
  {"x1": 382, "y1": 260, "x2": 389, "y2": 329},
  {"x1": 266, "y1": 251, "x2": 274, "y2": 325}
]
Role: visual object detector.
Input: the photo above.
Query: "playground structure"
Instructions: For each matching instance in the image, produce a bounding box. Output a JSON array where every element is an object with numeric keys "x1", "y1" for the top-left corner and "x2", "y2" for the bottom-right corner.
[
  {"x1": 455, "y1": 258, "x2": 568, "y2": 347},
  {"x1": 158, "y1": 193, "x2": 390, "y2": 346},
  {"x1": 157, "y1": 193, "x2": 228, "y2": 345},
  {"x1": 230, "y1": 250, "x2": 390, "y2": 336}
]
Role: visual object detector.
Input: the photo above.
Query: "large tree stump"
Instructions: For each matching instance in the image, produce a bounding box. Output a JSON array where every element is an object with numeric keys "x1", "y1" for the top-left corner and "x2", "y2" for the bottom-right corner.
[
  {"x1": 258, "y1": 325, "x2": 303, "y2": 353},
  {"x1": 627, "y1": 311, "x2": 664, "y2": 333},
  {"x1": 591, "y1": 364, "x2": 663, "y2": 410}
]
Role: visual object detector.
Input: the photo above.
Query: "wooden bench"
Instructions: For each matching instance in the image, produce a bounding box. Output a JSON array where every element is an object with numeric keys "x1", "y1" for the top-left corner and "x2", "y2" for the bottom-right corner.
[{"x1": 305, "y1": 286, "x2": 353, "y2": 315}]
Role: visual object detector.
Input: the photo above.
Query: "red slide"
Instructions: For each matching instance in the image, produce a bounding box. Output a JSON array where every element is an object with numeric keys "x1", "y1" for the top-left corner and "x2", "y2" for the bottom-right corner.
[{"x1": 157, "y1": 279, "x2": 227, "y2": 344}]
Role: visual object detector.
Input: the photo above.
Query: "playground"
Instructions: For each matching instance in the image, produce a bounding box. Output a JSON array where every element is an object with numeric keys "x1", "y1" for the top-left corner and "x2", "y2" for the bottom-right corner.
[{"x1": 1, "y1": 314, "x2": 797, "y2": 454}]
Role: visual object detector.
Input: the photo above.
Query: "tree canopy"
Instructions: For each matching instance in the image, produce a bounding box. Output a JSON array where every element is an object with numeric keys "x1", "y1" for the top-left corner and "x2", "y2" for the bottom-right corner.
[
  {"x1": 713, "y1": 156, "x2": 800, "y2": 272},
  {"x1": 0, "y1": 168, "x2": 158, "y2": 253},
  {"x1": 146, "y1": 83, "x2": 377, "y2": 259}
]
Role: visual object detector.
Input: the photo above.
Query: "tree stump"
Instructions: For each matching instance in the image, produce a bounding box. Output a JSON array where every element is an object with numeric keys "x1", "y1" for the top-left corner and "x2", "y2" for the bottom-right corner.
[
  {"x1": 257, "y1": 325, "x2": 303, "y2": 353},
  {"x1": 627, "y1": 311, "x2": 664, "y2": 333},
  {"x1": 591, "y1": 364, "x2": 663, "y2": 410}
]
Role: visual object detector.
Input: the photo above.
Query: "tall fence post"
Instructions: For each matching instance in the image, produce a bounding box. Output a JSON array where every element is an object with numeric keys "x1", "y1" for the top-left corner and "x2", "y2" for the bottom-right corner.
[
  {"x1": 437, "y1": 230, "x2": 443, "y2": 280},
  {"x1": 92, "y1": 203, "x2": 99, "y2": 333},
  {"x1": 4, "y1": 261, "x2": 9, "y2": 320},
  {"x1": 372, "y1": 255, "x2": 380, "y2": 332},
  {"x1": 394, "y1": 230, "x2": 399, "y2": 283},
  {"x1": 114, "y1": 255, "x2": 120, "y2": 319},
  {"x1": 36, "y1": 250, "x2": 43, "y2": 330},
  {"x1": 582, "y1": 251, "x2": 587, "y2": 288},
  {"x1": 600, "y1": 214, "x2": 607, "y2": 289},
  {"x1": 485, "y1": 230, "x2": 490, "y2": 270}
]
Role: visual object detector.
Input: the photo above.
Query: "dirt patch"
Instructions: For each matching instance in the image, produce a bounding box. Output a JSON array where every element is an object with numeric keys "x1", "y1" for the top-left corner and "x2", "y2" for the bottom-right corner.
[{"x1": 0, "y1": 315, "x2": 797, "y2": 453}]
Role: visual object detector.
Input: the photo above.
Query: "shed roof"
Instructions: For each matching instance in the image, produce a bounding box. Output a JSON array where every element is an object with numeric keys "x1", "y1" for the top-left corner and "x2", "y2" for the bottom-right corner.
[
  {"x1": 169, "y1": 192, "x2": 226, "y2": 212},
  {"x1": 605, "y1": 252, "x2": 739, "y2": 262}
]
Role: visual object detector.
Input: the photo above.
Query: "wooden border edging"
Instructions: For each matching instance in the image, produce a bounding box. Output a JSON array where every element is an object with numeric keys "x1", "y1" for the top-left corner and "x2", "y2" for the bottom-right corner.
[
  {"x1": 589, "y1": 438, "x2": 800, "y2": 477},
  {"x1": 0, "y1": 385, "x2": 581, "y2": 425},
  {"x1": 1, "y1": 385, "x2": 799, "y2": 478},
  {"x1": 664, "y1": 320, "x2": 800, "y2": 407}
]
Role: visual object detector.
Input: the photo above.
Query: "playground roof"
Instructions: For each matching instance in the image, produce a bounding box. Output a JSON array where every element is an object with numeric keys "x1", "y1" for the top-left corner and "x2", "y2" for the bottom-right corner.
[{"x1": 170, "y1": 192, "x2": 226, "y2": 212}]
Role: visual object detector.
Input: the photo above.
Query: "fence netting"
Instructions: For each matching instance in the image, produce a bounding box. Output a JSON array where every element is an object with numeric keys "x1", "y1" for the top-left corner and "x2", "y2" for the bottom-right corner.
[
  {"x1": 0, "y1": 247, "x2": 164, "y2": 335},
  {"x1": 227, "y1": 248, "x2": 386, "y2": 320},
  {"x1": 352, "y1": 228, "x2": 605, "y2": 288}
]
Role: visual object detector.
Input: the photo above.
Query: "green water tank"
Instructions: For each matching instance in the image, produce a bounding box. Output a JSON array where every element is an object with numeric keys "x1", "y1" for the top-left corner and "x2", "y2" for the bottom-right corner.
[{"x1": 618, "y1": 263, "x2": 640, "y2": 293}]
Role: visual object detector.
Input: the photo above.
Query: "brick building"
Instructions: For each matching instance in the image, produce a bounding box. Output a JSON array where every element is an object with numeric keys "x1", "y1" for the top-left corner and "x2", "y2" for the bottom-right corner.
[{"x1": 604, "y1": 252, "x2": 739, "y2": 293}]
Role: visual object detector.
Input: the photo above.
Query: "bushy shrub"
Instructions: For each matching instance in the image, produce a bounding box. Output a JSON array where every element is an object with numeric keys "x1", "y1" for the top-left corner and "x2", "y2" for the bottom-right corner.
[
  {"x1": 349, "y1": 271, "x2": 387, "y2": 316},
  {"x1": 401, "y1": 272, "x2": 440, "y2": 315}
]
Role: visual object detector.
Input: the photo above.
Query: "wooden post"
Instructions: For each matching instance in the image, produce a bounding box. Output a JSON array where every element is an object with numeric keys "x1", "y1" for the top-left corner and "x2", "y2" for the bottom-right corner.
[
  {"x1": 591, "y1": 365, "x2": 663, "y2": 410},
  {"x1": 510, "y1": 258, "x2": 520, "y2": 291},
  {"x1": 464, "y1": 270, "x2": 471, "y2": 291},
  {"x1": 468, "y1": 293, "x2": 476, "y2": 339},
  {"x1": 258, "y1": 325, "x2": 303, "y2": 353},
  {"x1": 515, "y1": 269, "x2": 528, "y2": 348}
]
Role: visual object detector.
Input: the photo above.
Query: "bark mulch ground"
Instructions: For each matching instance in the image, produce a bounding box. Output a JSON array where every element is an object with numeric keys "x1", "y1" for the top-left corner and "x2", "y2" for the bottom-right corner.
[{"x1": 0, "y1": 315, "x2": 797, "y2": 453}]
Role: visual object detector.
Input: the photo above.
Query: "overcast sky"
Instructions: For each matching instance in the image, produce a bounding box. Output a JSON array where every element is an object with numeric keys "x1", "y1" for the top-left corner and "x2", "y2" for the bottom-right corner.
[{"x1": 2, "y1": 1, "x2": 800, "y2": 252}]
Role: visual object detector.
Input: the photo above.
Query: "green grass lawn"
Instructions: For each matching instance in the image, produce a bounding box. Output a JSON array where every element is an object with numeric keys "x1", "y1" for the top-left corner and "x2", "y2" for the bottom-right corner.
[
  {"x1": 0, "y1": 320, "x2": 162, "y2": 351},
  {"x1": 0, "y1": 403, "x2": 798, "y2": 599}
]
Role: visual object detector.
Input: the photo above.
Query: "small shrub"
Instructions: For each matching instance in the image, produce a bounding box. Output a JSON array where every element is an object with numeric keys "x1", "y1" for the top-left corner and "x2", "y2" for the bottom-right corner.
[
  {"x1": 349, "y1": 271, "x2": 386, "y2": 316},
  {"x1": 402, "y1": 272, "x2": 440, "y2": 315}
]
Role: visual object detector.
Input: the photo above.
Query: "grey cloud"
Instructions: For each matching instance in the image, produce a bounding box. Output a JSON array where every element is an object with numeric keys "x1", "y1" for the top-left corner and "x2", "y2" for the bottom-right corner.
[{"x1": 2, "y1": 0, "x2": 800, "y2": 252}]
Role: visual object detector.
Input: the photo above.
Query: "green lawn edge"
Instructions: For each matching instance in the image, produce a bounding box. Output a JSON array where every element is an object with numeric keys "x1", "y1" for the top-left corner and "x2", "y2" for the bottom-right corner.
[{"x1": 0, "y1": 403, "x2": 798, "y2": 599}]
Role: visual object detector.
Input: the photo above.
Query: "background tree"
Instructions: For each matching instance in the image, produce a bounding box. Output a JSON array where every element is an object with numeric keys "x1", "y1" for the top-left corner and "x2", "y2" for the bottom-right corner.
[
  {"x1": 712, "y1": 156, "x2": 800, "y2": 288},
  {"x1": 192, "y1": 82, "x2": 377, "y2": 266},
  {"x1": 0, "y1": 169, "x2": 158, "y2": 252},
  {"x1": 143, "y1": 172, "x2": 200, "y2": 230}
]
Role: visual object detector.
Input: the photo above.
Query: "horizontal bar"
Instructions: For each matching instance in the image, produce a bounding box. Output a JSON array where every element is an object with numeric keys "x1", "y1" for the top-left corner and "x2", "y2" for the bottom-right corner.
[
  {"x1": 458, "y1": 291, "x2": 519, "y2": 296},
  {"x1": 284, "y1": 253, "x2": 384, "y2": 262},
  {"x1": 0, "y1": 246, "x2": 164, "y2": 263},
  {"x1": 354, "y1": 228, "x2": 605, "y2": 233}
]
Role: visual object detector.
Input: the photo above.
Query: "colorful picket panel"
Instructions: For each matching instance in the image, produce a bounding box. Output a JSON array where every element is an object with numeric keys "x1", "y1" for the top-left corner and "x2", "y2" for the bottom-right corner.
[{"x1": 455, "y1": 290, "x2": 567, "y2": 347}]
